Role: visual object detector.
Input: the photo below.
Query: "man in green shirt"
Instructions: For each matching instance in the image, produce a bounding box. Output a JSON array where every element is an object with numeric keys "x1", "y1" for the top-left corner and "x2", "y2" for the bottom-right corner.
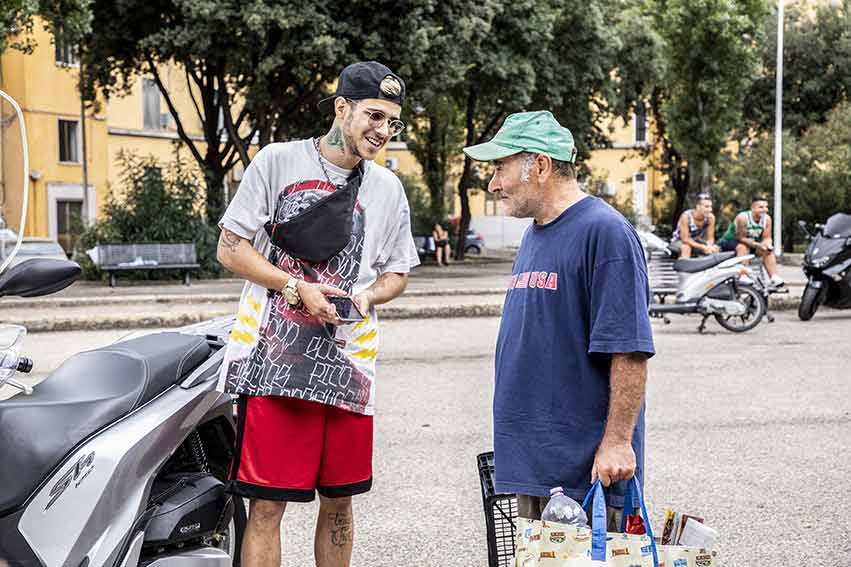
[{"x1": 719, "y1": 195, "x2": 784, "y2": 286}]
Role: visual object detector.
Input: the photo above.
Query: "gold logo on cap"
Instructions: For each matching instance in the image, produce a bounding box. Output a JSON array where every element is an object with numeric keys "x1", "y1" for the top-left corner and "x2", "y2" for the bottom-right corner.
[{"x1": 380, "y1": 75, "x2": 402, "y2": 97}]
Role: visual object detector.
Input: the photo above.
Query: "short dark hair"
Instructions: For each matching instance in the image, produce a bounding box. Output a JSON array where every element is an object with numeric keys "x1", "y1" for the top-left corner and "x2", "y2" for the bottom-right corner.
[
  {"x1": 551, "y1": 158, "x2": 576, "y2": 180},
  {"x1": 752, "y1": 195, "x2": 768, "y2": 203},
  {"x1": 695, "y1": 192, "x2": 712, "y2": 205},
  {"x1": 517, "y1": 152, "x2": 577, "y2": 180}
]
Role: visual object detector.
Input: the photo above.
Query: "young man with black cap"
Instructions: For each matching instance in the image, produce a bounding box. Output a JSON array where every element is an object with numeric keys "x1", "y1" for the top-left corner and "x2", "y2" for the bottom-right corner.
[
  {"x1": 216, "y1": 61, "x2": 419, "y2": 567},
  {"x1": 463, "y1": 111, "x2": 655, "y2": 529}
]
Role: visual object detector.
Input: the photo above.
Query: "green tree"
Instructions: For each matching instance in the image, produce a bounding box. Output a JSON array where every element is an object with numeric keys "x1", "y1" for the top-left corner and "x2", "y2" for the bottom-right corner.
[
  {"x1": 81, "y1": 0, "x2": 374, "y2": 222},
  {"x1": 449, "y1": 0, "x2": 560, "y2": 259},
  {"x1": 623, "y1": 0, "x2": 768, "y2": 229},
  {"x1": 397, "y1": 0, "x2": 496, "y2": 223},
  {"x1": 80, "y1": 0, "x2": 449, "y2": 222},
  {"x1": 744, "y1": 1, "x2": 851, "y2": 138},
  {"x1": 77, "y1": 150, "x2": 221, "y2": 277},
  {"x1": 0, "y1": 0, "x2": 91, "y2": 54},
  {"x1": 717, "y1": 103, "x2": 851, "y2": 251}
]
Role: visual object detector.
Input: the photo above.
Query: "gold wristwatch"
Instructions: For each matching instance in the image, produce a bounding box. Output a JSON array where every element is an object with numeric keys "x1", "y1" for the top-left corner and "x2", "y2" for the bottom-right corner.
[{"x1": 282, "y1": 277, "x2": 302, "y2": 306}]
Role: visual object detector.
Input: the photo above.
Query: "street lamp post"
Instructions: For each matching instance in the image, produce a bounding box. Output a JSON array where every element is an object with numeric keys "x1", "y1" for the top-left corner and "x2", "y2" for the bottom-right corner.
[{"x1": 773, "y1": 0, "x2": 784, "y2": 256}]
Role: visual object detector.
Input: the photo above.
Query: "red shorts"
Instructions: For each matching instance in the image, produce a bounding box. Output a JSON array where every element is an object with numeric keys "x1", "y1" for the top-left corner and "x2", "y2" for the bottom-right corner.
[{"x1": 228, "y1": 395, "x2": 373, "y2": 502}]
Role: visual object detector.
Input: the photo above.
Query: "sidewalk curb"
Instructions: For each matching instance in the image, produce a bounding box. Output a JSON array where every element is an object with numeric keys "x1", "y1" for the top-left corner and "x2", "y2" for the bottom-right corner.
[
  {"x1": 17, "y1": 302, "x2": 506, "y2": 333},
  {"x1": 0, "y1": 287, "x2": 509, "y2": 310},
  {"x1": 13, "y1": 293, "x2": 801, "y2": 333}
]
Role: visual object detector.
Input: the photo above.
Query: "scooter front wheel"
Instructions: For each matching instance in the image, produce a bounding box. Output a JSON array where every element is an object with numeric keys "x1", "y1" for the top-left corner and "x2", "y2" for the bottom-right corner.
[
  {"x1": 797, "y1": 282, "x2": 826, "y2": 321},
  {"x1": 714, "y1": 285, "x2": 766, "y2": 332}
]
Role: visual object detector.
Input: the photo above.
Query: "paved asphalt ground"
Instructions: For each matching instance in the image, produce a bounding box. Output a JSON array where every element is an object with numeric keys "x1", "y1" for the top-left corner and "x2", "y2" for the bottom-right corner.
[{"x1": 4, "y1": 306, "x2": 850, "y2": 566}]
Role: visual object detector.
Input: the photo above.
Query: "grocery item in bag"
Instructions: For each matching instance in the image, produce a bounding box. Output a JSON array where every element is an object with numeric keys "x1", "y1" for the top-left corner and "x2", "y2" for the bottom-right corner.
[{"x1": 541, "y1": 487, "x2": 588, "y2": 527}]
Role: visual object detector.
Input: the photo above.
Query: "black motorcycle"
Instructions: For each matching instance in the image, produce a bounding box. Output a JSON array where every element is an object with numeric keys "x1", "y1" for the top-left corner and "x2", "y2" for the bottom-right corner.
[{"x1": 798, "y1": 213, "x2": 851, "y2": 321}]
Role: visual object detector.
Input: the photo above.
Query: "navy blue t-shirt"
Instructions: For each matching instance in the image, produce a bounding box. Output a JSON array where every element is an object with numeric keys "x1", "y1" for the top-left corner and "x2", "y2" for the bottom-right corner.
[{"x1": 493, "y1": 196, "x2": 655, "y2": 506}]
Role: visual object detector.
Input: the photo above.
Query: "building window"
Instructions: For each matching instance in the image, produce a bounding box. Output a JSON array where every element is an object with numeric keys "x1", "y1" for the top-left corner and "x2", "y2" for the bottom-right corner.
[
  {"x1": 143, "y1": 79, "x2": 161, "y2": 130},
  {"x1": 635, "y1": 103, "x2": 647, "y2": 144},
  {"x1": 633, "y1": 172, "x2": 648, "y2": 218},
  {"x1": 58, "y1": 119, "x2": 80, "y2": 163},
  {"x1": 54, "y1": 31, "x2": 79, "y2": 66},
  {"x1": 56, "y1": 200, "x2": 83, "y2": 255}
]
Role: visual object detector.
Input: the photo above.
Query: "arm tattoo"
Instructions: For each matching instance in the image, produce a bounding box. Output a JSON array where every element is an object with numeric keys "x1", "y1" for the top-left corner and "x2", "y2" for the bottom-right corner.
[
  {"x1": 327, "y1": 512, "x2": 351, "y2": 547},
  {"x1": 218, "y1": 229, "x2": 243, "y2": 253},
  {"x1": 326, "y1": 125, "x2": 344, "y2": 150}
]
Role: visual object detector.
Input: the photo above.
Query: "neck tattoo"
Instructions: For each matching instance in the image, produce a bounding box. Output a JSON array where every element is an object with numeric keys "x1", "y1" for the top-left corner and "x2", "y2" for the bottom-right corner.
[
  {"x1": 326, "y1": 125, "x2": 344, "y2": 150},
  {"x1": 314, "y1": 137, "x2": 341, "y2": 188}
]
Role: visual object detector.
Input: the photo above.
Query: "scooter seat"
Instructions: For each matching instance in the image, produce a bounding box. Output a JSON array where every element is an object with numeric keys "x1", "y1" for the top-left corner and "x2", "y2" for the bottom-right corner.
[
  {"x1": 0, "y1": 332, "x2": 210, "y2": 513},
  {"x1": 673, "y1": 251, "x2": 736, "y2": 273}
]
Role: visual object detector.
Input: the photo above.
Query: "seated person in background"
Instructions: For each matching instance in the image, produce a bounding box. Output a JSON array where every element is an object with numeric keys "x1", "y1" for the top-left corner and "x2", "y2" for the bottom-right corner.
[
  {"x1": 669, "y1": 193, "x2": 719, "y2": 257},
  {"x1": 718, "y1": 195, "x2": 784, "y2": 287},
  {"x1": 432, "y1": 223, "x2": 452, "y2": 266}
]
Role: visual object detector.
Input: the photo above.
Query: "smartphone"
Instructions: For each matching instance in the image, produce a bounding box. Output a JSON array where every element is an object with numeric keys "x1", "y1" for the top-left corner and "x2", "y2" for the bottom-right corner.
[{"x1": 329, "y1": 296, "x2": 365, "y2": 323}]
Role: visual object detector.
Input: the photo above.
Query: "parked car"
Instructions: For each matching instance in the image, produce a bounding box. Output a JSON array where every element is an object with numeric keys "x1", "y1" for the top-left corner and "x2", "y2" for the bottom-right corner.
[
  {"x1": 413, "y1": 228, "x2": 486, "y2": 261},
  {"x1": 0, "y1": 237, "x2": 69, "y2": 267},
  {"x1": 460, "y1": 228, "x2": 486, "y2": 255}
]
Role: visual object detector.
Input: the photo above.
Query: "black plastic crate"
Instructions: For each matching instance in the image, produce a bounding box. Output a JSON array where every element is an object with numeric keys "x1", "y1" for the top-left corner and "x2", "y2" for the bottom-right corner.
[{"x1": 477, "y1": 451, "x2": 518, "y2": 567}]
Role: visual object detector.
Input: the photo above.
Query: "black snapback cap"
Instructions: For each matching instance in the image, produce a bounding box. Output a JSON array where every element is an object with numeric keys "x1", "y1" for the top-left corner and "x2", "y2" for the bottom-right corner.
[{"x1": 318, "y1": 61, "x2": 406, "y2": 114}]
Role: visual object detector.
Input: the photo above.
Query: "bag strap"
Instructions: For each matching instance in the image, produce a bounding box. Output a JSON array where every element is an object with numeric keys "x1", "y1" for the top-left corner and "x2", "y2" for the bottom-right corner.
[{"x1": 581, "y1": 477, "x2": 659, "y2": 567}]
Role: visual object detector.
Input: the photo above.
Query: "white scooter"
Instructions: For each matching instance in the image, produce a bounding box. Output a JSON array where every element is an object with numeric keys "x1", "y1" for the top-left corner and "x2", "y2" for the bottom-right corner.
[
  {"x1": 638, "y1": 230, "x2": 767, "y2": 333},
  {"x1": 0, "y1": 87, "x2": 243, "y2": 567},
  {"x1": 0, "y1": 259, "x2": 244, "y2": 567}
]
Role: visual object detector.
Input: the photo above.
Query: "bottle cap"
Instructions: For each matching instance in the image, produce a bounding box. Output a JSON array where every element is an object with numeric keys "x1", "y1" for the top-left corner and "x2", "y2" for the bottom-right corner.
[{"x1": 549, "y1": 486, "x2": 563, "y2": 496}]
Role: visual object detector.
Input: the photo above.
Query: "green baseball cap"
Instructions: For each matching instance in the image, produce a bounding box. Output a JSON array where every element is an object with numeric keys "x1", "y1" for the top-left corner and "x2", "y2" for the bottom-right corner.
[{"x1": 463, "y1": 110, "x2": 577, "y2": 163}]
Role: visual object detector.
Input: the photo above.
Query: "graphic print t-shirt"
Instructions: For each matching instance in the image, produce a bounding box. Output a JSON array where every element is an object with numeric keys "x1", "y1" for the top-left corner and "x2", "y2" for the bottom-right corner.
[
  {"x1": 493, "y1": 196, "x2": 655, "y2": 506},
  {"x1": 216, "y1": 140, "x2": 420, "y2": 415}
]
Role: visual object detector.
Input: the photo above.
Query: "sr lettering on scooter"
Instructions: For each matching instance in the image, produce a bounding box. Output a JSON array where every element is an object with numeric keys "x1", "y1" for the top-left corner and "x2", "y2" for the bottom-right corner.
[{"x1": 45, "y1": 451, "x2": 95, "y2": 511}]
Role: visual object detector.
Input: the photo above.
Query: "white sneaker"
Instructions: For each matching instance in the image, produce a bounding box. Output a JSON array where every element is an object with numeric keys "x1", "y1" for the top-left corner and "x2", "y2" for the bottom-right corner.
[
  {"x1": 770, "y1": 274, "x2": 785, "y2": 287},
  {"x1": 739, "y1": 274, "x2": 754, "y2": 286}
]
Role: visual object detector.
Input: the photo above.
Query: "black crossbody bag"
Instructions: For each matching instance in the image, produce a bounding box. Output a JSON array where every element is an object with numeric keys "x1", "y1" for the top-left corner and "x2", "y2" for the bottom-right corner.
[{"x1": 264, "y1": 161, "x2": 364, "y2": 268}]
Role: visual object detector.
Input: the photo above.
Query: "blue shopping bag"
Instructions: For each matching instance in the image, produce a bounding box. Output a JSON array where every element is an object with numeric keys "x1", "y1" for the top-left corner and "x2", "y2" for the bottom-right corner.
[{"x1": 580, "y1": 476, "x2": 659, "y2": 567}]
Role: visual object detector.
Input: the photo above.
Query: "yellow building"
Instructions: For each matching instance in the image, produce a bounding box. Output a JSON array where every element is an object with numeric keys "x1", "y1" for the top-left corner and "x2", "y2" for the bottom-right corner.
[
  {"x1": 0, "y1": 24, "x2": 107, "y2": 251},
  {"x1": 0, "y1": 23, "x2": 219, "y2": 254}
]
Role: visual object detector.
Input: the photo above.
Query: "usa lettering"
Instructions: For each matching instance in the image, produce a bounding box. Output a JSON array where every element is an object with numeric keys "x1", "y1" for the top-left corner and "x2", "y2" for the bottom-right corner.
[{"x1": 508, "y1": 272, "x2": 558, "y2": 291}]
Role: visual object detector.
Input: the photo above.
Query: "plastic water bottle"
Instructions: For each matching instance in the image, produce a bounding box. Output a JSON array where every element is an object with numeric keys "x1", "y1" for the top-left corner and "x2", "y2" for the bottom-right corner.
[{"x1": 540, "y1": 486, "x2": 588, "y2": 527}]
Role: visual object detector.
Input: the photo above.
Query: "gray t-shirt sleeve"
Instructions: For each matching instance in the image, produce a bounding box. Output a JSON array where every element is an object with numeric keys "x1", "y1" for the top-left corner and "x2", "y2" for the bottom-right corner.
[
  {"x1": 378, "y1": 189, "x2": 421, "y2": 274},
  {"x1": 218, "y1": 147, "x2": 272, "y2": 239}
]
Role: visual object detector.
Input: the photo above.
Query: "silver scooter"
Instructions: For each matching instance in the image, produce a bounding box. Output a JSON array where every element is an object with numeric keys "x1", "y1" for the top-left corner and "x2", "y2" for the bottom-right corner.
[
  {"x1": 0, "y1": 258, "x2": 244, "y2": 567},
  {"x1": 638, "y1": 230, "x2": 767, "y2": 333}
]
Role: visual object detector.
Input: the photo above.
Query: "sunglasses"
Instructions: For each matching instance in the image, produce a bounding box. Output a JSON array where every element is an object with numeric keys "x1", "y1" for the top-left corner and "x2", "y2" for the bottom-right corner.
[{"x1": 346, "y1": 98, "x2": 405, "y2": 137}]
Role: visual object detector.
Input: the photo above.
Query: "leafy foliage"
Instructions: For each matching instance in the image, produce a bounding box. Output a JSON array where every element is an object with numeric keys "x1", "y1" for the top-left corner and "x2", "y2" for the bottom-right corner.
[
  {"x1": 0, "y1": 0, "x2": 91, "y2": 54},
  {"x1": 717, "y1": 103, "x2": 851, "y2": 250},
  {"x1": 744, "y1": 1, "x2": 851, "y2": 138},
  {"x1": 76, "y1": 151, "x2": 222, "y2": 278},
  {"x1": 620, "y1": 0, "x2": 768, "y2": 228},
  {"x1": 396, "y1": 173, "x2": 434, "y2": 236}
]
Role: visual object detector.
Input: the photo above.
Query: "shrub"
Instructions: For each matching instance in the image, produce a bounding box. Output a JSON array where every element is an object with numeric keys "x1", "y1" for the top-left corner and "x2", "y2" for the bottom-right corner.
[{"x1": 76, "y1": 151, "x2": 223, "y2": 280}]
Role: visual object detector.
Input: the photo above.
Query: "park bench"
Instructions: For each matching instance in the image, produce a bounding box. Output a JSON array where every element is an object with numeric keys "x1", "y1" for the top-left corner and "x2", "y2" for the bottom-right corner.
[
  {"x1": 647, "y1": 249, "x2": 678, "y2": 299},
  {"x1": 93, "y1": 242, "x2": 200, "y2": 287}
]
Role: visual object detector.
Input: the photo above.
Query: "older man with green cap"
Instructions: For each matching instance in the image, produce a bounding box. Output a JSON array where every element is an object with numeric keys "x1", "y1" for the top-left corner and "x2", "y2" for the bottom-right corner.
[{"x1": 465, "y1": 111, "x2": 655, "y2": 529}]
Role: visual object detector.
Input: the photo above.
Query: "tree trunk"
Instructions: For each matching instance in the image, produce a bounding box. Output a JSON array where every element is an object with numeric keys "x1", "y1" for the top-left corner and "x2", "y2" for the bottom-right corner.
[
  {"x1": 455, "y1": 88, "x2": 478, "y2": 262},
  {"x1": 669, "y1": 161, "x2": 690, "y2": 231},
  {"x1": 425, "y1": 112, "x2": 446, "y2": 222},
  {"x1": 204, "y1": 166, "x2": 227, "y2": 223}
]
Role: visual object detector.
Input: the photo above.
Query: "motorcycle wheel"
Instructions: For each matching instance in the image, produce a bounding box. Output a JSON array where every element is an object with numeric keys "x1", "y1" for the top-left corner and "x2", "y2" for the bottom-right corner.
[
  {"x1": 714, "y1": 285, "x2": 766, "y2": 332},
  {"x1": 218, "y1": 494, "x2": 247, "y2": 566},
  {"x1": 798, "y1": 283, "x2": 825, "y2": 321}
]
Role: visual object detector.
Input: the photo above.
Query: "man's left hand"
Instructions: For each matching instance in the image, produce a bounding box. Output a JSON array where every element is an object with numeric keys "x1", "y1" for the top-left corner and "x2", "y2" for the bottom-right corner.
[
  {"x1": 351, "y1": 289, "x2": 374, "y2": 319},
  {"x1": 591, "y1": 439, "x2": 636, "y2": 487}
]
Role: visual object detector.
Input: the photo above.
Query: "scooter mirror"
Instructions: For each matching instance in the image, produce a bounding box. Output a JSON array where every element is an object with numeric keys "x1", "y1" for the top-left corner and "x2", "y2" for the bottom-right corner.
[{"x1": 0, "y1": 258, "x2": 81, "y2": 298}]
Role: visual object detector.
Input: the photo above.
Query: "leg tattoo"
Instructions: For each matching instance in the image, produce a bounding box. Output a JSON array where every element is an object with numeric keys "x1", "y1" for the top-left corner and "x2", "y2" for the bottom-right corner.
[{"x1": 327, "y1": 512, "x2": 351, "y2": 547}]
